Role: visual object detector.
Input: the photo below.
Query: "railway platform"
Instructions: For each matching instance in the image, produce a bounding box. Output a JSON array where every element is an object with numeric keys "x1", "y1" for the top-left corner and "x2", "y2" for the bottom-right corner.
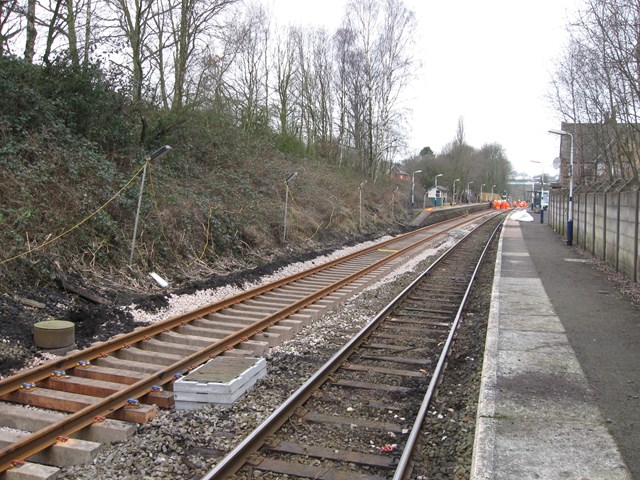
[{"x1": 472, "y1": 211, "x2": 640, "y2": 479}]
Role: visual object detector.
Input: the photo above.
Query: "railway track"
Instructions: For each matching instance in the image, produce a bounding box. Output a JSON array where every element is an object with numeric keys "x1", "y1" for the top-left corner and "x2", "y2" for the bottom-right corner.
[
  {"x1": 201, "y1": 213, "x2": 506, "y2": 480},
  {"x1": 0, "y1": 209, "x2": 498, "y2": 476}
]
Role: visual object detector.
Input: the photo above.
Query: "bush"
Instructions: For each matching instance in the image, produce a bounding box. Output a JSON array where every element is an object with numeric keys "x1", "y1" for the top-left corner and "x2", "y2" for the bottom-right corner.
[{"x1": 0, "y1": 56, "x2": 137, "y2": 157}]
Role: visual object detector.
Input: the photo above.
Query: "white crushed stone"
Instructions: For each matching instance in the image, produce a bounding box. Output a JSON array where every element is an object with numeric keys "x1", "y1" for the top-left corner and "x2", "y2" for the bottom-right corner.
[
  {"x1": 361, "y1": 225, "x2": 476, "y2": 294},
  {"x1": 13, "y1": 351, "x2": 63, "y2": 374},
  {"x1": 54, "y1": 225, "x2": 481, "y2": 480},
  {"x1": 127, "y1": 236, "x2": 393, "y2": 325}
]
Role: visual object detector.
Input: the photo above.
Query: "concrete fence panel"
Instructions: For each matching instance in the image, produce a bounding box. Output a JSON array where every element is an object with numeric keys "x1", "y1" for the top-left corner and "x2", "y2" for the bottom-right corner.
[
  {"x1": 574, "y1": 192, "x2": 583, "y2": 245},
  {"x1": 594, "y1": 193, "x2": 606, "y2": 259},
  {"x1": 585, "y1": 193, "x2": 596, "y2": 255},
  {"x1": 618, "y1": 190, "x2": 638, "y2": 281},
  {"x1": 577, "y1": 192, "x2": 588, "y2": 250},
  {"x1": 604, "y1": 192, "x2": 619, "y2": 267},
  {"x1": 549, "y1": 183, "x2": 640, "y2": 283}
]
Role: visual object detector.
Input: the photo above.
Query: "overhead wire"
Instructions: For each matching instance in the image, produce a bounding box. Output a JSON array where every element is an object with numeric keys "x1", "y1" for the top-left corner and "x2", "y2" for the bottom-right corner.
[{"x1": 0, "y1": 162, "x2": 147, "y2": 267}]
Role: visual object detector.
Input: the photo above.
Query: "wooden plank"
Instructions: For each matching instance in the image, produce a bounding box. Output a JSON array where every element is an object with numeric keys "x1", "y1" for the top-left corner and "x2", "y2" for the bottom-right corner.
[
  {"x1": 140, "y1": 390, "x2": 175, "y2": 409},
  {"x1": 71, "y1": 365, "x2": 147, "y2": 385},
  {"x1": 14, "y1": 296, "x2": 46, "y2": 309},
  {"x1": 254, "y1": 457, "x2": 386, "y2": 480},
  {"x1": 302, "y1": 411, "x2": 403, "y2": 433},
  {"x1": 265, "y1": 441, "x2": 397, "y2": 468},
  {"x1": 372, "y1": 332, "x2": 440, "y2": 343},
  {"x1": 341, "y1": 363, "x2": 426, "y2": 378},
  {"x1": 0, "y1": 389, "x2": 156, "y2": 423},
  {"x1": 57, "y1": 275, "x2": 111, "y2": 305},
  {"x1": 387, "y1": 317, "x2": 450, "y2": 328},
  {"x1": 40, "y1": 376, "x2": 123, "y2": 397},
  {"x1": 358, "y1": 354, "x2": 431, "y2": 366},
  {"x1": 39, "y1": 376, "x2": 174, "y2": 409},
  {"x1": 331, "y1": 379, "x2": 412, "y2": 394}
]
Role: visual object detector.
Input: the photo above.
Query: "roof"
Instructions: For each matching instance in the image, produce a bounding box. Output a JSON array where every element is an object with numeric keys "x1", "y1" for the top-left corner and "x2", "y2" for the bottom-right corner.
[{"x1": 389, "y1": 164, "x2": 409, "y2": 175}]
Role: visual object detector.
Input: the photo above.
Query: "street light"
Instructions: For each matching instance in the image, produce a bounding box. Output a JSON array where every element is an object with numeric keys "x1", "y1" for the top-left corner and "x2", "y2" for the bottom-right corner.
[
  {"x1": 491, "y1": 184, "x2": 496, "y2": 195},
  {"x1": 467, "y1": 181, "x2": 474, "y2": 203},
  {"x1": 549, "y1": 129, "x2": 574, "y2": 245},
  {"x1": 130, "y1": 145, "x2": 172, "y2": 265},
  {"x1": 283, "y1": 172, "x2": 298, "y2": 241},
  {"x1": 480, "y1": 183, "x2": 485, "y2": 201},
  {"x1": 411, "y1": 170, "x2": 422, "y2": 209},
  {"x1": 359, "y1": 180, "x2": 367, "y2": 229},
  {"x1": 435, "y1": 173, "x2": 443, "y2": 187},
  {"x1": 530, "y1": 160, "x2": 544, "y2": 188},
  {"x1": 453, "y1": 178, "x2": 460, "y2": 204},
  {"x1": 391, "y1": 185, "x2": 399, "y2": 218},
  {"x1": 530, "y1": 160, "x2": 540, "y2": 208}
]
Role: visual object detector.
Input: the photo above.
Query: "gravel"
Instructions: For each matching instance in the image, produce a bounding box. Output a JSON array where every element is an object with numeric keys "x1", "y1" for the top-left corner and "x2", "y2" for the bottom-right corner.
[
  {"x1": 52, "y1": 227, "x2": 491, "y2": 480},
  {"x1": 1, "y1": 226, "x2": 492, "y2": 479}
]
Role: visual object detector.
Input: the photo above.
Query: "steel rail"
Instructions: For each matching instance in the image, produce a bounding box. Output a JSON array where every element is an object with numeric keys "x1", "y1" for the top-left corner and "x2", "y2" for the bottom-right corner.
[
  {"x1": 392, "y1": 215, "x2": 506, "y2": 479},
  {"x1": 200, "y1": 213, "x2": 504, "y2": 480},
  {"x1": 0, "y1": 212, "x2": 495, "y2": 472},
  {"x1": 0, "y1": 213, "x2": 483, "y2": 399}
]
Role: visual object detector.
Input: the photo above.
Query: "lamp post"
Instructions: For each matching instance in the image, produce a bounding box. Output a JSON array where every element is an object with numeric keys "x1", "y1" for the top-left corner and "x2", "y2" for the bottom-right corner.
[
  {"x1": 452, "y1": 178, "x2": 460, "y2": 204},
  {"x1": 549, "y1": 129, "x2": 574, "y2": 245},
  {"x1": 480, "y1": 183, "x2": 485, "y2": 201},
  {"x1": 359, "y1": 180, "x2": 367, "y2": 229},
  {"x1": 411, "y1": 170, "x2": 422, "y2": 209},
  {"x1": 491, "y1": 184, "x2": 496, "y2": 196},
  {"x1": 531, "y1": 160, "x2": 543, "y2": 187},
  {"x1": 467, "y1": 181, "x2": 473, "y2": 203},
  {"x1": 283, "y1": 172, "x2": 298, "y2": 241},
  {"x1": 130, "y1": 145, "x2": 172, "y2": 265},
  {"x1": 391, "y1": 186, "x2": 399, "y2": 218},
  {"x1": 435, "y1": 173, "x2": 443, "y2": 188},
  {"x1": 433, "y1": 173, "x2": 443, "y2": 207},
  {"x1": 530, "y1": 159, "x2": 543, "y2": 212}
]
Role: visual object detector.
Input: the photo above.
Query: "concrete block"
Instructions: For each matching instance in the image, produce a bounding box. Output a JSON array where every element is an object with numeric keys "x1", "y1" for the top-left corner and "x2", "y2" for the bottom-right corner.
[
  {"x1": 174, "y1": 357, "x2": 266, "y2": 409},
  {"x1": 2, "y1": 461, "x2": 59, "y2": 480},
  {"x1": 0, "y1": 430, "x2": 101, "y2": 467},
  {"x1": 0, "y1": 404, "x2": 134, "y2": 444}
]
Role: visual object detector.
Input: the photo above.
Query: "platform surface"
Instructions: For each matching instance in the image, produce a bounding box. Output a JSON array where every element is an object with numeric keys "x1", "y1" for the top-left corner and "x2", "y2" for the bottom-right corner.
[{"x1": 472, "y1": 211, "x2": 640, "y2": 479}]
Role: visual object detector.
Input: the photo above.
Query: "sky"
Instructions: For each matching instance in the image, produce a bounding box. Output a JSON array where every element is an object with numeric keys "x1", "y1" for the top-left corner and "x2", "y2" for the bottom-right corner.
[{"x1": 262, "y1": 0, "x2": 584, "y2": 176}]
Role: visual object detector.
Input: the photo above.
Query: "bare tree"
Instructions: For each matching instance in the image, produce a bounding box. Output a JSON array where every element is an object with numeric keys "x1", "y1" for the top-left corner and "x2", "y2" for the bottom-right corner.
[
  {"x1": 170, "y1": 0, "x2": 238, "y2": 110},
  {"x1": 23, "y1": 0, "x2": 36, "y2": 62},
  {"x1": 280, "y1": 27, "x2": 337, "y2": 157},
  {"x1": 1, "y1": 0, "x2": 22, "y2": 56},
  {"x1": 305, "y1": 28, "x2": 334, "y2": 156},
  {"x1": 41, "y1": 0, "x2": 65, "y2": 65},
  {"x1": 227, "y1": 2, "x2": 270, "y2": 132},
  {"x1": 550, "y1": 0, "x2": 640, "y2": 181},
  {"x1": 272, "y1": 24, "x2": 299, "y2": 138},
  {"x1": 102, "y1": 0, "x2": 156, "y2": 102},
  {"x1": 337, "y1": 0, "x2": 416, "y2": 178}
]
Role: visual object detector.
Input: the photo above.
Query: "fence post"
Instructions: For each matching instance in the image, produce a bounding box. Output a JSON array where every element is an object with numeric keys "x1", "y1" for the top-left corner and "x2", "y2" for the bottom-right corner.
[
  {"x1": 616, "y1": 190, "x2": 621, "y2": 271},
  {"x1": 592, "y1": 191, "x2": 596, "y2": 254},
  {"x1": 633, "y1": 190, "x2": 640, "y2": 283}
]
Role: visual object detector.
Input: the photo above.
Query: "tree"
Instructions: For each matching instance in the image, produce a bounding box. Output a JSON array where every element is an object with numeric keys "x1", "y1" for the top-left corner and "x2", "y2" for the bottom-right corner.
[
  {"x1": 170, "y1": 0, "x2": 238, "y2": 110},
  {"x1": 272, "y1": 24, "x2": 299, "y2": 138},
  {"x1": 0, "y1": 0, "x2": 22, "y2": 56},
  {"x1": 337, "y1": 0, "x2": 416, "y2": 179},
  {"x1": 103, "y1": 0, "x2": 156, "y2": 103},
  {"x1": 419, "y1": 146, "x2": 434, "y2": 157},
  {"x1": 23, "y1": 0, "x2": 36, "y2": 62},
  {"x1": 297, "y1": 27, "x2": 334, "y2": 156},
  {"x1": 227, "y1": 2, "x2": 270, "y2": 133},
  {"x1": 550, "y1": 0, "x2": 640, "y2": 181}
]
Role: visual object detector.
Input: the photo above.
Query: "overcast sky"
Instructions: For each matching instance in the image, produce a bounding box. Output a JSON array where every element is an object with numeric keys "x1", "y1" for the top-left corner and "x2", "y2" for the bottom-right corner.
[{"x1": 262, "y1": 0, "x2": 584, "y2": 176}]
